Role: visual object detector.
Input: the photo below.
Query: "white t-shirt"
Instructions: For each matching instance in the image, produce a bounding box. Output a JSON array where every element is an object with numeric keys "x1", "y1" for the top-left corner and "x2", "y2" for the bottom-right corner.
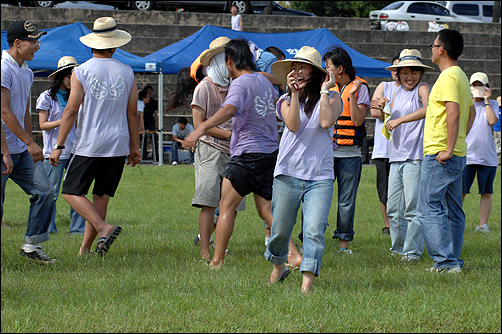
[
  {"x1": 231, "y1": 14, "x2": 242, "y2": 31},
  {"x1": 1, "y1": 50, "x2": 34, "y2": 154},
  {"x1": 371, "y1": 81, "x2": 398, "y2": 160},
  {"x1": 137, "y1": 100, "x2": 145, "y2": 114},
  {"x1": 73, "y1": 57, "x2": 135, "y2": 157},
  {"x1": 465, "y1": 100, "x2": 499, "y2": 166}
]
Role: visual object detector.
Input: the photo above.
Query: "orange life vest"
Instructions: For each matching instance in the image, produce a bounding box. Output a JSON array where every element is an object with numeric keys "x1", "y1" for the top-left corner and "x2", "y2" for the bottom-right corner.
[{"x1": 331, "y1": 76, "x2": 367, "y2": 146}]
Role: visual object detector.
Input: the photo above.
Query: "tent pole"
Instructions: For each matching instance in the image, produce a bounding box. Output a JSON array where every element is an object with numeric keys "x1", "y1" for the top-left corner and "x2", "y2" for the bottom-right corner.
[{"x1": 158, "y1": 72, "x2": 164, "y2": 166}]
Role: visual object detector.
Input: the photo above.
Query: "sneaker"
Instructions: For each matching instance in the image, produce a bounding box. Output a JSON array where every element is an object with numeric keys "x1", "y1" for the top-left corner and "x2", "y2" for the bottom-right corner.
[
  {"x1": 427, "y1": 266, "x2": 462, "y2": 273},
  {"x1": 337, "y1": 247, "x2": 352, "y2": 255},
  {"x1": 172, "y1": 161, "x2": 178, "y2": 165},
  {"x1": 19, "y1": 244, "x2": 56, "y2": 264},
  {"x1": 381, "y1": 227, "x2": 390, "y2": 235},
  {"x1": 193, "y1": 234, "x2": 200, "y2": 246},
  {"x1": 264, "y1": 237, "x2": 269, "y2": 247},
  {"x1": 475, "y1": 223, "x2": 491, "y2": 233},
  {"x1": 400, "y1": 255, "x2": 420, "y2": 263}
]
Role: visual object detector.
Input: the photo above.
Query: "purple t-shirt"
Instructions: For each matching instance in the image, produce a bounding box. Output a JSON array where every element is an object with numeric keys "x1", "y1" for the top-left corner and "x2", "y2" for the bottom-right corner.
[{"x1": 222, "y1": 73, "x2": 279, "y2": 157}]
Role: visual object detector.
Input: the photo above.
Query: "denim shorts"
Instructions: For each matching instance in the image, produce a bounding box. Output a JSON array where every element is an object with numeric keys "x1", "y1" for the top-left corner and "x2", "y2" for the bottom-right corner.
[
  {"x1": 223, "y1": 150, "x2": 278, "y2": 200},
  {"x1": 462, "y1": 164, "x2": 496, "y2": 194},
  {"x1": 62, "y1": 155, "x2": 125, "y2": 197}
]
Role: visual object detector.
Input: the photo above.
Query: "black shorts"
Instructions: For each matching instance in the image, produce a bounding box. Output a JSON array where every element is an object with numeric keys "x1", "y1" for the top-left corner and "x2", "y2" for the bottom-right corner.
[
  {"x1": 223, "y1": 150, "x2": 278, "y2": 200},
  {"x1": 62, "y1": 155, "x2": 126, "y2": 197},
  {"x1": 374, "y1": 158, "x2": 390, "y2": 205}
]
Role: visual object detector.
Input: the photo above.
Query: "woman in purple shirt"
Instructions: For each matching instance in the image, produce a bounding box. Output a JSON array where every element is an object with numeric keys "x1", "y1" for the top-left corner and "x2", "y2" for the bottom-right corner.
[{"x1": 265, "y1": 46, "x2": 342, "y2": 294}]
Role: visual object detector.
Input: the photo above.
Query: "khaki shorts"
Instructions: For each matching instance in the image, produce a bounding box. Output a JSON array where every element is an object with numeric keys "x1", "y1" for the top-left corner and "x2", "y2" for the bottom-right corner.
[{"x1": 191, "y1": 141, "x2": 246, "y2": 211}]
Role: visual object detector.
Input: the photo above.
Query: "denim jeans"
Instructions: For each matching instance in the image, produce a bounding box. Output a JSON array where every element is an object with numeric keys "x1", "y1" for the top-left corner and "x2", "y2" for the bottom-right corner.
[
  {"x1": 42, "y1": 159, "x2": 85, "y2": 234},
  {"x1": 387, "y1": 160, "x2": 424, "y2": 259},
  {"x1": 332, "y1": 156, "x2": 362, "y2": 241},
  {"x1": 265, "y1": 175, "x2": 333, "y2": 276},
  {"x1": 418, "y1": 155, "x2": 466, "y2": 269},
  {"x1": 1, "y1": 150, "x2": 53, "y2": 244},
  {"x1": 172, "y1": 141, "x2": 194, "y2": 164}
]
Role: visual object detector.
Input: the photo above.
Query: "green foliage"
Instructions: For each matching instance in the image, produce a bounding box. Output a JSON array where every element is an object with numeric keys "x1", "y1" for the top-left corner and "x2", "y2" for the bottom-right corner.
[
  {"x1": 289, "y1": 1, "x2": 395, "y2": 18},
  {"x1": 1, "y1": 165, "x2": 500, "y2": 332}
]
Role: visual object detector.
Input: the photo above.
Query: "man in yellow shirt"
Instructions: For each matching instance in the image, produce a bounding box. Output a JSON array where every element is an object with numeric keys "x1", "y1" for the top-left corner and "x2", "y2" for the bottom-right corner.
[{"x1": 419, "y1": 29, "x2": 475, "y2": 273}]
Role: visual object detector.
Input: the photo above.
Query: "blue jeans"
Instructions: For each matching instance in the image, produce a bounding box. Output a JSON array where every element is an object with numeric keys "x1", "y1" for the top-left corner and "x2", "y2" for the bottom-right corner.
[
  {"x1": 332, "y1": 156, "x2": 362, "y2": 241},
  {"x1": 265, "y1": 175, "x2": 333, "y2": 276},
  {"x1": 387, "y1": 160, "x2": 424, "y2": 259},
  {"x1": 1, "y1": 150, "x2": 53, "y2": 244},
  {"x1": 172, "y1": 141, "x2": 194, "y2": 164},
  {"x1": 418, "y1": 155, "x2": 466, "y2": 269},
  {"x1": 42, "y1": 159, "x2": 86, "y2": 235}
]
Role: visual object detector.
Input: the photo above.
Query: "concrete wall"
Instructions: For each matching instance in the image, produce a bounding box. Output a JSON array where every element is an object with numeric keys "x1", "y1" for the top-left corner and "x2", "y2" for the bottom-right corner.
[{"x1": 2, "y1": 6, "x2": 500, "y2": 157}]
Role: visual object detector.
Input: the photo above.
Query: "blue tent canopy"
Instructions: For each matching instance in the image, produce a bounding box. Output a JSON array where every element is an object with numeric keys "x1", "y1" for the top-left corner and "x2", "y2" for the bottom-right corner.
[
  {"x1": 1, "y1": 22, "x2": 160, "y2": 75},
  {"x1": 144, "y1": 25, "x2": 391, "y2": 78}
]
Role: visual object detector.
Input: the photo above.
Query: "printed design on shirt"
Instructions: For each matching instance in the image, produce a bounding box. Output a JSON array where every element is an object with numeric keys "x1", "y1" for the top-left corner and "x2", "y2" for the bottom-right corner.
[
  {"x1": 255, "y1": 88, "x2": 276, "y2": 116},
  {"x1": 89, "y1": 75, "x2": 125, "y2": 100}
]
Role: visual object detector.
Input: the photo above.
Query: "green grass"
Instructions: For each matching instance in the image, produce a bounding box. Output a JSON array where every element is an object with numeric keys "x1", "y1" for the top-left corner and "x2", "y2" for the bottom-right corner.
[{"x1": 1, "y1": 164, "x2": 500, "y2": 333}]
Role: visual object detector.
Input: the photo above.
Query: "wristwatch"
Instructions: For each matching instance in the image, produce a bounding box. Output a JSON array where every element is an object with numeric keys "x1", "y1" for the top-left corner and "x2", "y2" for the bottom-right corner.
[{"x1": 53, "y1": 143, "x2": 65, "y2": 150}]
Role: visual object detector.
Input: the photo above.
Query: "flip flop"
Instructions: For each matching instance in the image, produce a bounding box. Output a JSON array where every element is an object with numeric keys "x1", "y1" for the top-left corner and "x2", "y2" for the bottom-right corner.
[
  {"x1": 286, "y1": 263, "x2": 300, "y2": 270},
  {"x1": 96, "y1": 226, "x2": 122, "y2": 257}
]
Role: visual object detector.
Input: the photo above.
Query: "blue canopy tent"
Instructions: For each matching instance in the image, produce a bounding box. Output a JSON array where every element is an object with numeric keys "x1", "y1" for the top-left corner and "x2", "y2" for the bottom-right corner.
[
  {"x1": 144, "y1": 24, "x2": 392, "y2": 77},
  {"x1": 1, "y1": 22, "x2": 160, "y2": 74}
]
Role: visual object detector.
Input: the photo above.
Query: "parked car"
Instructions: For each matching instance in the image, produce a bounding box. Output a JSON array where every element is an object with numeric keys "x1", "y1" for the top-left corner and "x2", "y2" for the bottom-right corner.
[
  {"x1": 90, "y1": 1, "x2": 271, "y2": 13},
  {"x1": 9, "y1": 1, "x2": 63, "y2": 7},
  {"x1": 369, "y1": 1, "x2": 483, "y2": 23},
  {"x1": 437, "y1": 1, "x2": 501, "y2": 23},
  {"x1": 252, "y1": 2, "x2": 316, "y2": 16}
]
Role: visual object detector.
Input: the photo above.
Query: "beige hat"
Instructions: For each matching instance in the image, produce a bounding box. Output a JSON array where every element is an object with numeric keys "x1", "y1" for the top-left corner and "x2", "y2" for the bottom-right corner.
[
  {"x1": 470, "y1": 72, "x2": 489, "y2": 85},
  {"x1": 49, "y1": 56, "x2": 78, "y2": 80},
  {"x1": 385, "y1": 49, "x2": 434, "y2": 72},
  {"x1": 271, "y1": 46, "x2": 327, "y2": 87},
  {"x1": 199, "y1": 36, "x2": 231, "y2": 66},
  {"x1": 79, "y1": 17, "x2": 131, "y2": 50}
]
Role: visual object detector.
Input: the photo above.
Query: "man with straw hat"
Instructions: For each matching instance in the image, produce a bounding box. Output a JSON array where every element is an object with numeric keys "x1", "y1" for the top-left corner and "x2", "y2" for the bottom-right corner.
[
  {"x1": 183, "y1": 38, "x2": 279, "y2": 269},
  {"x1": 2, "y1": 20, "x2": 56, "y2": 264},
  {"x1": 49, "y1": 17, "x2": 141, "y2": 257},
  {"x1": 418, "y1": 29, "x2": 476, "y2": 273}
]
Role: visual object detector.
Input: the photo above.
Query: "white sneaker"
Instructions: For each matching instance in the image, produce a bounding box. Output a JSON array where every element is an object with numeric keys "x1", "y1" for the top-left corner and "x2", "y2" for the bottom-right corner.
[
  {"x1": 265, "y1": 237, "x2": 269, "y2": 247},
  {"x1": 172, "y1": 161, "x2": 178, "y2": 165},
  {"x1": 475, "y1": 223, "x2": 491, "y2": 233},
  {"x1": 426, "y1": 265, "x2": 461, "y2": 273}
]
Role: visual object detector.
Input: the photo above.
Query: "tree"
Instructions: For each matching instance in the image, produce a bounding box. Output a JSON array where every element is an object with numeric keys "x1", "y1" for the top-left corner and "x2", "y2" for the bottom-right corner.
[{"x1": 289, "y1": 1, "x2": 394, "y2": 18}]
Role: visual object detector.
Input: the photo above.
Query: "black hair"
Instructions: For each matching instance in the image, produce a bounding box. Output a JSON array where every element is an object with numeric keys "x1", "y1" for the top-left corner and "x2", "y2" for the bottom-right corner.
[
  {"x1": 265, "y1": 46, "x2": 286, "y2": 60},
  {"x1": 323, "y1": 46, "x2": 356, "y2": 81},
  {"x1": 144, "y1": 85, "x2": 153, "y2": 91},
  {"x1": 286, "y1": 64, "x2": 325, "y2": 117},
  {"x1": 224, "y1": 38, "x2": 255, "y2": 71},
  {"x1": 91, "y1": 48, "x2": 114, "y2": 54},
  {"x1": 177, "y1": 116, "x2": 188, "y2": 125},
  {"x1": 138, "y1": 89, "x2": 148, "y2": 100},
  {"x1": 437, "y1": 29, "x2": 464, "y2": 61},
  {"x1": 48, "y1": 67, "x2": 73, "y2": 101},
  {"x1": 165, "y1": 67, "x2": 200, "y2": 110},
  {"x1": 392, "y1": 53, "x2": 400, "y2": 63}
]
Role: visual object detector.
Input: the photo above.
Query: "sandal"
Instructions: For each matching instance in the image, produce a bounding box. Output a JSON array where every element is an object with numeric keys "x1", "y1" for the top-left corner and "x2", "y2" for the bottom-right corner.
[{"x1": 96, "y1": 226, "x2": 122, "y2": 257}]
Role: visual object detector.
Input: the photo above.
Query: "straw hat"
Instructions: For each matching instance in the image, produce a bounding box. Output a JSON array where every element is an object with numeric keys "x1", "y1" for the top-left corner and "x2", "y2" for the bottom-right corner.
[
  {"x1": 385, "y1": 49, "x2": 434, "y2": 72},
  {"x1": 199, "y1": 36, "x2": 230, "y2": 66},
  {"x1": 79, "y1": 17, "x2": 131, "y2": 50},
  {"x1": 470, "y1": 72, "x2": 489, "y2": 85},
  {"x1": 49, "y1": 56, "x2": 78, "y2": 80},
  {"x1": 271, "y1": 46, "x2": 327, "y2": 87}
]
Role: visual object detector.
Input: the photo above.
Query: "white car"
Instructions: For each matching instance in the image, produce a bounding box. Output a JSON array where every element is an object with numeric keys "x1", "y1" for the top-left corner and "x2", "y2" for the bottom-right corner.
[{"x1": 369, "y1": 1, "x2": 483, "y2": 23}]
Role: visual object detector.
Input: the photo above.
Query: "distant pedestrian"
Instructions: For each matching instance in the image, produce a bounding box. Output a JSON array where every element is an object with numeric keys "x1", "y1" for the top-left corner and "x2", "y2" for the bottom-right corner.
[
  {"x1": 49, "y1": 17, "x2": 141, "y2": 256},
  {"x1": 231, "y1": 5, "x2": 243, "y2": 31}
]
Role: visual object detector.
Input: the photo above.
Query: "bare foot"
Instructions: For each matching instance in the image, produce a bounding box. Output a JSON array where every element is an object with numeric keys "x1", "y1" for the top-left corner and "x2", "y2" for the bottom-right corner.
[
  {"x1": 1, "y1": 221, "x2": 9, "y2": 229},
  {"x1": 301, "y1": 285, "x2": 312, "y2": 295},
  {"x1": 268, "y1": 263, "x2": 288, "y2": 286},
  {"x1": 208, "y1": 259, "x2": 222, "y2": 269},
  {"x1": 287, "y1": 253, "x2": 302, "y2": 268}
]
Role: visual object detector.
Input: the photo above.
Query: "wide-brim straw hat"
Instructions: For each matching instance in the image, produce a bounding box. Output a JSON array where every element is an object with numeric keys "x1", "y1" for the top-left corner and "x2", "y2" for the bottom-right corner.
[
  {"x1": 199, "y1": 36, "x2": 230, "y2": 66},
  {"x1": 49, "y1": 56, "x2": 78, "y2": 80},
  {"x1": 385, "y1": 49, "x2": 434, "y2": 72},
  {"x1": 79, "y1": 17, "x2": 131, "y2": 49},
  {"x1": 271, "y1": 46, "x2": 327, "y2": 87}
]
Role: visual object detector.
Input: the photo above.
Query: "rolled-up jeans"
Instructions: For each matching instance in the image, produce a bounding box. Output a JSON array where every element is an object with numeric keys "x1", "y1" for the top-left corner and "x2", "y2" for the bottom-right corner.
[
  {"x1": 419, "y1": 154, "x2": 466, "y2": 269},
  {"x1": 265, "y1": 175, "x2": 333, "y2": 276},
  {"x1": 1, "y1": 150, "x2": 53, "y2": 245}
]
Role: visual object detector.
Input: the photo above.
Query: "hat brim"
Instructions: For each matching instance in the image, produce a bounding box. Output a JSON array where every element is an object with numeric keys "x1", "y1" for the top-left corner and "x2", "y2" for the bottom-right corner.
[
  {"x1": 48, "y1": 64, "x2": 79, "y2": 80},
  {"x1": 271, "y1": 59, "x2": 328, "y2": 87},
  {"x1": 385, "y1": 62, "x2": 434, "y2": 72},
  {"x1": 79, "y1": 30, "x2": 131, "y2": 49},
  {"x1": 199, "y1": 45, "x2": 226, "y2": 66}
]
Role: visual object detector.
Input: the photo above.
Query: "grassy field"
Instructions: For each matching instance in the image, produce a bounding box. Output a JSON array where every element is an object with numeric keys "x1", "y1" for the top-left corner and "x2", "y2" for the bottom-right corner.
[{"x1": 1, "y1": 164, "x2": 500, "y2": 333}]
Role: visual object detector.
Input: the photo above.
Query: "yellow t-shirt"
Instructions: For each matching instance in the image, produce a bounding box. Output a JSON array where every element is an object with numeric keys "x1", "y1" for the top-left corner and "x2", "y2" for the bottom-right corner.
[{"x1": 423, "y1": 66, "x2": 473, "y2": 156}]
